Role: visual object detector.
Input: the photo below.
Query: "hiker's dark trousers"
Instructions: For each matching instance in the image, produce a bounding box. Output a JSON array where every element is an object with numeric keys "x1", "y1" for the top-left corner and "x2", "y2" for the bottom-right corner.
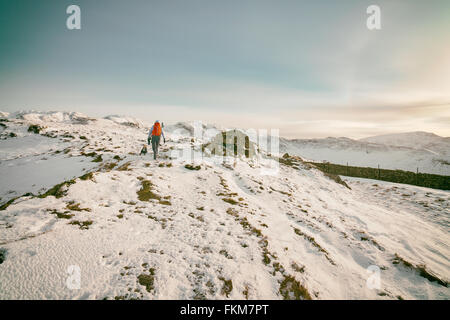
[{"x1": 151, "y1": 135, "x2": 161, "y2": 159}]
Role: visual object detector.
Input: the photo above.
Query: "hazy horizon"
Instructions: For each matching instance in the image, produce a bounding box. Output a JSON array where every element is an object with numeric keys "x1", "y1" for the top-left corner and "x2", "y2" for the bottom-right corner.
[
  {"x1": 1, "y1": 0, "x2": 449, "y2": 139},
  {"x1": 1, "y1": 108, "x2": 448, "y2": 141}
]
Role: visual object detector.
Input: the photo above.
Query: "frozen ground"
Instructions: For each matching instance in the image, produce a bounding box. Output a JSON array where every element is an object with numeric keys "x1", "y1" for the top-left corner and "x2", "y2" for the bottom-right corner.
[{"x1": 0, "y1": 111, "x2": 448, "y2": 300}]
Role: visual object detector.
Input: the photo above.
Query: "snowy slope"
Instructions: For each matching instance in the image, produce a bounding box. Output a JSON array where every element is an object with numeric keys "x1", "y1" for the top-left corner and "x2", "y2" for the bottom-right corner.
[
  {"x1": 360, "y1": 131, "x2": 450, "y2": 156},
  {"x1": 0, "y1": 111, "x2": 449, "y2": 300},
  {"x1": 279, "y1": 134, "x2": 450, "y2": 175}
]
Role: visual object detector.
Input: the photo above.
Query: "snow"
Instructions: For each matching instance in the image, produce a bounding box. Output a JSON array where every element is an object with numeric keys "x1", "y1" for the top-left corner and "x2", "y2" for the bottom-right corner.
[
  {"x1": 360, "y1": 131, "x2": 448, "y2": 151},
  {"x1": 0, "y1": 111, "x2": 449, "y2": 300},
  {"x1": 0, "y1": 155, "x2": 97, "y2": 202},
  {"x1": 103, "y1": 115, "x2": 148, "y2": 128},
  {"x1": 9, "y1": 110, "x2": 94, "y2": 125},
  {"x1": 280, "y1": 134, "x2": 450, "y2": 175}
]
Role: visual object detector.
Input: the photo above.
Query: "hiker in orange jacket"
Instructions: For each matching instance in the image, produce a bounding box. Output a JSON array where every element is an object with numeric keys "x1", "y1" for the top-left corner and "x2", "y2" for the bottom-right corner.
[{"x1": 148, "y1": 120, "x2": 165, "y2": 160}]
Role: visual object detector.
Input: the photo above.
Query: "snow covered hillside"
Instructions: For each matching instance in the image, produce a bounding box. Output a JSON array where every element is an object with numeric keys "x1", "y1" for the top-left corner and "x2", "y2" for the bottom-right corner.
[
  {"x1": 279, "y1": 133, "x2": 450, "y2": 175},
  {"x1": 0, "y1": 111, "x2": 449, "y2": 300}
]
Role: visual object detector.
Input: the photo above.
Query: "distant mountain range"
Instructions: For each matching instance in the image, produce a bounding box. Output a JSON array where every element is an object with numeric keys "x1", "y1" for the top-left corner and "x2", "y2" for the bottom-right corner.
[
  {"x1": 1, "y1": 110, "x2": 448, "y2": 175},
  {"x1": 278, "y1": 132, "x2": 449, "y2": 175}
]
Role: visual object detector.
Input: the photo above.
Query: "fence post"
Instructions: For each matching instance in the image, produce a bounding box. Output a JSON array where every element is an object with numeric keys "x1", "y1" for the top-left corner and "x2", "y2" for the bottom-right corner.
[
  {"x1": 416, "y1": 167, "x2": 419, "y2": 185},
  {"x1": 378, "y1": 164, "x2": 380, "y2": 179}
]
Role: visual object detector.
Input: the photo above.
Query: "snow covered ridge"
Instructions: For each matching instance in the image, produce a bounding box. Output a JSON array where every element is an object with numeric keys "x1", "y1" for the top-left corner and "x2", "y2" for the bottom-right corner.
[
  {"x1": 2, "y1": 110, "x2": 153, "y2": 128},
  {"x1": 0, "y1": 111, "x2": 449, "y2": 299},
  {"x1": 360, "y1": 131, "x2": 449, "y2": 151},
  {"x1": 0, "y1": 112, "x2": 9, "y2": 119},
  {"x1": 103, "y1": 115, "x2": 148, "y2": 128},
  {"x1": 280, "y1": 133, "x2": 450, "y2": 175},
  {"x1": 6, "y1": 110, "x2": 95, "y2": 125}
]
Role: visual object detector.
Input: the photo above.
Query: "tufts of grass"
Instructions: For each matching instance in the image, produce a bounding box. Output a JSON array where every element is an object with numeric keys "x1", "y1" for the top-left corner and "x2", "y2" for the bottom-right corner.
[
  {"x1": 226, "y1": 207, "x2": 238, "y2": 218},
  {"x1": 392, "y1": 254, "x2": 448, "y2": 287},
  {"x1": 269, "y1": 187, "x2": 292, "y2": 197},
  {"x1": 0, "y1": 248, "x2": 7, "y2": 264},
  {"x1": 219, "y1": 249, "x2": 233, "y2": 259},
  {"x1": 0, "y1": 193, "x2": 33, "y2": 211},
  {"x1": 49, "y1": 210, "x2": 74, "y2": 219},
  {"x1": 27, "y1": 124, "x2": 43, "y2": 134},
  {"x1": 242, "y1": 285, "x2": 249, "y2": 299},
  {"x1": 222, "y1": 198, "x2": 239, "y2": 205},
  {"x1": 82, "y1": 151, "x2": 97, "y2": 157},
  {"x1": 193, "y1": 288, "x2": 207, "y2": 300},
  {"x1": 66, "y1": 202, "x2": 91, "y2": 212},
  {"x1": 137, "y1": 180, "x2": 160, "y2": 202},
  {"x1": 92, "y1": 155, "x2": 103, "y2": 163},
  {"x1": 159, "y1": 200, "x2": 172, "y2": 206},
  {"x1": 137, "y1": 180, "x2": 172, "y2": 206},
  {"x1": 137, "y1": 269, "x2": 156, "y2": 293},
  {"x1": 279, "y1": 275, "x2": 312, "y2": 300},
  {"x1": 69, "y1": 220, "x2": 93, "y2": 230},
  {"x1": 262, "y1": 252, "x2": 271, "y2": 265},
  {"x1": 39, "y1": 179, "x2": 76, "y2": 199},
  {"x1": 357, "y1": 231, "x2": 384, "y2": 251},
  {"x1": 79, "y1": 172, "x2": 94, "y2": 181},
  {"x1": 291, "y1": 262, "x2": 305, "y2": 273},
  {"x1": 293, "y1": 228, "x2": 335, "y2": 265},
  {"x1": 278, "y1": 153, "x2": 313, "y2": 170},
  {"x1": 102, "y1": 162, "x2": 117, "y2": 171},
  {"x1": 185, "y1": 164, "x2": 201, "y2": 171},
  {"x1": 158, "y1": 162, "x2": 173, "y2": 168},
  {"x1": 322, "y1": 172, "x2": 351, "y2": 189},
  {"x1": 118, "y1": 162, "x2": 132, "y2": 171},
  {"x1": 0, "y1": 198, "x2": 17, "y2": 211},
  {"x1": 218, "y1": 277, "x2": 233, "y2": 298}
]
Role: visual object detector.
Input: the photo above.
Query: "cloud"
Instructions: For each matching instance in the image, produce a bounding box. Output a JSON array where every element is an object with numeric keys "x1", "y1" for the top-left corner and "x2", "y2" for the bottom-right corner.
[{"x1": 1, "y1": 0, "x2": 449, "y2": 139}]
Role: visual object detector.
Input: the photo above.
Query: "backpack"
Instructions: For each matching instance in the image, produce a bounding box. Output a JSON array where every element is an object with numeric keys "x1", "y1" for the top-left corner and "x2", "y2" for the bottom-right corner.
[{"x1": 152, "y1": 122, "x2": 161, "y2": 136}]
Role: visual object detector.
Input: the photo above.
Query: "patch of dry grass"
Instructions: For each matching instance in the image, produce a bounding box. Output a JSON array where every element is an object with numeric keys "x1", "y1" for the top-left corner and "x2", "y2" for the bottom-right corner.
[
  {"x1": 69, "y1": 220, "x2": 93, "y2": 230},
  {"x1": 279, "y1": 275, "x2": 312, "y2": 300}
]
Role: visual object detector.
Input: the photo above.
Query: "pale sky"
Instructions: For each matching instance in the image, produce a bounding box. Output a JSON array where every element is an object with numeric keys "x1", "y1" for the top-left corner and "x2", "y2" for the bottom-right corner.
[{"x1": 0, "y1": 0, "x2": 449, "y2": 138}]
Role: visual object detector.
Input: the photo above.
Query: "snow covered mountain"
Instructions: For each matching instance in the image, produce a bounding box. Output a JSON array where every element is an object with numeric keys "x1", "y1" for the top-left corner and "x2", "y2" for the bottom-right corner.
[
  {"x1": 0, "y1": 111, "x2": 448, "y2": 300},
  {"x1": 360, "y1": 131, "x2": 450, "y2": 155},
  {"x1": 279, "y1": 133, "x2": 450, "y2": 175}
]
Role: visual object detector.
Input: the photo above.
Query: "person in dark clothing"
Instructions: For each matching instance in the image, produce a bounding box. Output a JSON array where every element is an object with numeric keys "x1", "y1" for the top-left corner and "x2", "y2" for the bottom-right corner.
[{"x1": 148, "y1": 120, "x2": 165, "y2": 160}]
